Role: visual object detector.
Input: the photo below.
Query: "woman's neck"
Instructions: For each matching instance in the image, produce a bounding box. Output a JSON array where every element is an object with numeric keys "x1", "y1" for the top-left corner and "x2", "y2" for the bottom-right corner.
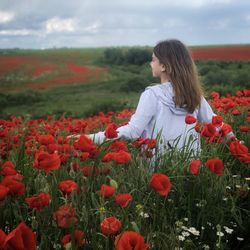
[{"x1": 160, "y1": 74, "x2": 170, "y2": 84}]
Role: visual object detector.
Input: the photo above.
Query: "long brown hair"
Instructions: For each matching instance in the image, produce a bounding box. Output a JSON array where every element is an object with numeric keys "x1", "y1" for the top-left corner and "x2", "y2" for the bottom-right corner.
[{"x1": 153, "y1": 39, "x2": 203, "y2": 113}]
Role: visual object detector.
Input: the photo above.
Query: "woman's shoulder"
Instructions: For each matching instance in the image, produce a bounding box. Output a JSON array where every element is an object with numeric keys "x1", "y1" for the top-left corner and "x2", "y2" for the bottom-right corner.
[{"x1": 144, "y1": 82, "x2": 173, "y2": 96}]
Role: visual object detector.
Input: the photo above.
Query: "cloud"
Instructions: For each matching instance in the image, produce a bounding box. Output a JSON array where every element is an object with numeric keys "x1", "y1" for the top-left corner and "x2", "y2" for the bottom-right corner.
[
  {"x1": 84, "y1": 21, "x2": 102, "y2": 33},
  {"x1": 0, "y1": 29, "x2": 35, "y2": 36},
  {"x1": 45, "y1": 17, "x2": 78, "y2": 33},
  {"x1": 0, "y1": 0, "x2": 249, "y2": 48},
  {"x1": 0, "y1": 10, "x2": 15, "y2": 23}
]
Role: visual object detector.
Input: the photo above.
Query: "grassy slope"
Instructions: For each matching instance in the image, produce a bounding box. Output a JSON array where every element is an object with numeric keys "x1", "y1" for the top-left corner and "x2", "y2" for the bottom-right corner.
[{"x1": 0, "y1": 47, "x2": 249, "y2": 119}]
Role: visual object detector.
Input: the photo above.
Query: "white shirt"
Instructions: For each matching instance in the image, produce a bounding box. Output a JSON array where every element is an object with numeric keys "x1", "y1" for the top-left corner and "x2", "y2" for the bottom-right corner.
[{"x1": 90, "y1": 82, "x2": 216, "y2": 153}]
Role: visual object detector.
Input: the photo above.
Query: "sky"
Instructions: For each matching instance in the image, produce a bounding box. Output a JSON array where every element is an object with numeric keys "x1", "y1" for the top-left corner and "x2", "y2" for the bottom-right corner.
[{"x1": 0, "y1": 0, "x2": 250, "y2": 49}]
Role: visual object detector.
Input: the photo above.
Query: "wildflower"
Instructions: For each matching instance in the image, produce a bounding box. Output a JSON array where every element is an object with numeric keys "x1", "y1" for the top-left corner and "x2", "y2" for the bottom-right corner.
[
  {"x1": 104, "y1": 123, "x2": 118, "y2": 138},
  {"x1": 185, "y1": 115, "x2": 197, "y2": 124},
  {"x1": 178, "y1": 235, "x2": 185, "y2": 241},
  {"x1": 149, "y1": 173, "x2": 172, "y2": 196},
  {"x1": 25, "y1": 192, "x2": 51, "y2": 211},
  {"x1": 223, "y1": 226, "x2": 233, "y2": 234},
  {"x1": 61, "y1": 230, "x2": 85, "y2": 249},
  {"x1": 100, "y1": 216, "x2": 122, "y2": 236},
  {"x1": 58, "y1": 180, "x2": 78, "y2": 195},
  {"x1": 1, "y1": 175, "x2": 25, "y2": 196},
  {"x1": 2, "y1": 222, "x2": 36, "y2": 250},
  {"x1": 205, "y1": 158, "x2": 224, "y2": 176},
  {"x1": 33, "y1": 151, "x2": 61, "y2": 174},
  {"x1": 114, "y1": 231, "x2": 149, "y2": 250},
  {"x1": 114, "y1": 193, "x2": 133, "y2": 208},
  {"x1": 53, "y1": 204, "x2": 77, "y2": 228},
  {"x1": 0, "y1": 185, "x2": 9, "y2": 201},
  {"x1": 216, "y1": 232, "x2": 224, "y2": 237},
  {"x1": 135, "y1": 204, "x2": 143, "y2": 213},
  {"x1": 99, "y1": 184, "x2": 116, "y2": 198},
  {"x1": 237, "y1": 237, "x2": 244, "y2": 241},
  {"x1": 232, "y1": 175, "x2": 239, "y2": 178},
  {"x1": 139, "y1": 212, "x2": 149, "y2": 218},
  {"x1": 189, "y1": 159, "x2": 201, "y2": 175},
  {"x1": 182, "y1": 231, "x2": 190, "y2": 237},
  {"x1": 202, "y1": 244, "x2": 210, "y2": 250},
  {"x1": 175, "y1": 221, "x2": 183, "y2": 227},
  {"x1": 187, "y1": 227, "x2": 200, "y2": 236},
  {"x1": 99, "y1": 207, "x2": 106, "y2": 213}
]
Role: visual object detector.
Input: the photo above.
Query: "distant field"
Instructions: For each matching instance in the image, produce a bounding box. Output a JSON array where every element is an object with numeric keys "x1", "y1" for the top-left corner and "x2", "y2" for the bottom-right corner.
[
  {"x1": 0, "y1": 45, "x2": 249, "y2": 92},
  {"x1": 0, "y1": 45, "x2": 249, "y2": 119},
  {"x1": 0, "y1": 48, "x2": 109, "y2": 92},
  {"x1": 190, "y1": 45, "x2": 250, "y2": 61}
]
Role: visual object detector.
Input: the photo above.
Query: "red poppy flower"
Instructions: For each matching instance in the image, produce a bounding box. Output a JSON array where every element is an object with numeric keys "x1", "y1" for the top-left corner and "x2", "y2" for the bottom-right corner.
[
  {"x1": 146, "y1": 139, "x2": 157, "y2": 149},
  {"x1": 0, "y1": 230, "x2": 6, "y2": 249},
  {"x1": 239, "y1": 126, "x2": 250, "y2": 132},
  {"x1": 3, "y1": 222, "x2": 36, "y2": 250},
  {"x1": 189, "y1": 159, "x2": 201, "y2": 175},
  {"x1": 38, "y1": 134, "x2": 55, "y2": 145},
  {"x1": 100, "y1": 217, "x2": 122, "y2": 236},
  {"x1": 149, "y1": 173, "x2": 172, "y2": 196},
  {"x1": 0, "y1": 161, "x2": 17, "y2": 176},
  {"x1": 53, "y1": 204, "x2": 77, "y2": 228},
  {"x1": 229, "y1": 141, "x2": 250, "y2": 163},
  {"x1": 210, "y1": 91, "x2": 220, "y2": 99},
  {"x1": 229, "y1": 141, "x2": 248, "y2": 156},
  {"x1": 185, "y1": 115, "x2": 197, "y2": 124},
  {"x1": 46, "y1": 143, "x2": 60, "y2": 154},
  {"x1": 58, "y1": 180, "x2": 78, "y2": 195},
  {"x1": 231, "y1": 109, "x2": 240, "y2": 116},
  {"x1": 205, "y1": 159, "x2": 224, "y2": 176},
  {"x1": 243, "y1": 89, "x2": 250, "y2": 97},
  {"x1": 236, "y1": 90, "x2": 243, "y2": 97},
  {"x1": 1, "y1": 175, "x2": 25, "y2": 196},
  {"x1": 61, "y1": 230, "x2": 85, "y2": 248},
  {"x1": 105, "y1": 123, "x2": 118, "y2": 138},
  {"x1": 0, "y1": 184, "x2": 9, "y2": 201},
  {"x1": 114, "y1": 231, "x2": 149, "y2": 250},
  {"x1": 33, "y1": 151, "x2": 61, "y2": 174},
  {"x1": 100, "y1": 184, "x2": 116, "y2": 198},
  {"x1": 102, "y1": 152, "x2": 115, "y2": 162},
  {"x1": 73, "y1": 135, "x2": 97, "y2": 153},
  {"x1": 25, "y1": 192, "x2": 51, "y2": 211},
  {"x1": 80, "y1": 152, "x2": 90, "y2": 161},
  {"x1": 201, "y1": 123, "x2": 216, "y2": 138},
  {"x1": 113, "y1": 150, "x2": 131, "y2": 164},
  {"x1": 220, "y1": 123, "x2": 233, "y2": 137},
  {"x1": 114, "y1": 193, "x2": 133, "y2": 208},
  {"x1": 82, "y1": 166, "x2": 99, "y2": 177},
  {"x1": 212, "y1": 115, "x2": 223, "y2": 127},
  {"x1": 109, "y1": 140, "x2": 128, "y2": 152}
]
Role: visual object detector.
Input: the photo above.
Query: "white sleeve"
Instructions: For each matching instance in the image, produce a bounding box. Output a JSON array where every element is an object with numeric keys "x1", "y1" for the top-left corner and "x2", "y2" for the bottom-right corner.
[
  {"x1": 88, "y1": 132, "x2": 106, "y2": 144},
  {"x1": 116, "y1": 89, "x2": 157, "y2": 139},
  {"x1": 197, "y1": 97, "x2": 216, "y2": 123},
  {"x1": 89, "y1": 89, "x2": 157, "y2": 143}
]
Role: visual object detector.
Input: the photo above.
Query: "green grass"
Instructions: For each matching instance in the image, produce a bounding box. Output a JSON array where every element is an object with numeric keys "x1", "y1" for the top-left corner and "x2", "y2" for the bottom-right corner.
[{"x1": 0, "y1": 48, "x2": 249, "y2": 119}]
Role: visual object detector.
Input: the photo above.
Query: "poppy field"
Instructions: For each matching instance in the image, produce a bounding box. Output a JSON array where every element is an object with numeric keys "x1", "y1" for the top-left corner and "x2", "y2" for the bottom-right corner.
[
  {"x1": 0, "y1": 49, "x2": 108, "y2": 93},
  {"x1": 0, "y1": 87, "x2": 249, "y2": 249}
]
